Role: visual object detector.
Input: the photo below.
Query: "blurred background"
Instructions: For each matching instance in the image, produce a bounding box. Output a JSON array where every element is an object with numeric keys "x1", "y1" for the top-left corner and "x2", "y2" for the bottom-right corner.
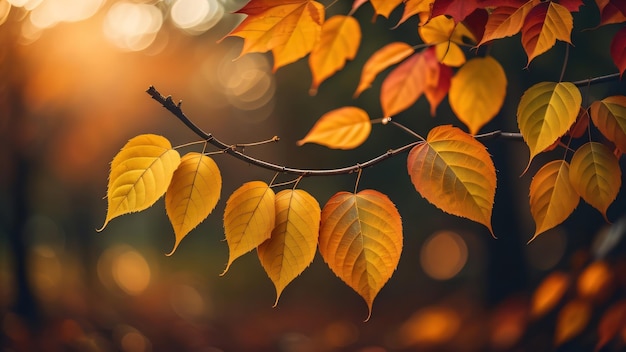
[{"x1": 1, "y1": 0, "x2": 626, "y2": 351}]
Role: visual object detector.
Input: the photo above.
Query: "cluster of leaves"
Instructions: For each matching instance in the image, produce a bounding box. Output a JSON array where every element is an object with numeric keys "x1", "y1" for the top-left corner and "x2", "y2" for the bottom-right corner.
[{"x1": 100, "y1": 0, "x2": 626, "y2": 318}]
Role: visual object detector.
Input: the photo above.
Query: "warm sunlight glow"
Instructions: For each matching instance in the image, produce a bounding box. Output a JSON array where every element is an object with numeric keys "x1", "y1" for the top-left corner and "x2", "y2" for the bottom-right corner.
[
  {"x1": 103, "y1": 2, "x2": 163, "y2": 51},
  {"x1": 420, "y1": 230, "x2": 468, "y2": 280},
  {"x1": 111, "y1": 249, "x2": 151, "y2": 295},
  {"x1": 7, "y1": 0, "x2": 40, "y2": 9},
  {"x1": 0, "y1": 1, "x2": 11, "y2": 26},
  {"x1": 28, "y1": 0, "x2": 104, "y2": 29},
  {"x1": 171, "y1": 0, "x2": 224, "y2": 34},
  {"x1": 169, "y1": 284, "x2": 207, "y2": 321},
  {"x1": 399, "y1": 306, "x2": 461, "y2": 347}
]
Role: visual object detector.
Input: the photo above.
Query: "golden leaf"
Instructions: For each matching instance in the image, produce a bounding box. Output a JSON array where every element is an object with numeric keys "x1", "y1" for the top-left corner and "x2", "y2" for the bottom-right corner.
[
  {"x1": 165, "y1": 152, "x2": 222, "y2": 255},
  {"x1": 99, "y1": 134, "x2": 181, "y2": 231},
  {"x1": 449, "y1": 56, "x2": 507, "y2": 135},
  {"x1": 354, "y1": 42, "x2": 415, "y2": 98},
  {"x1": 222, "y1": 181, "x2": 276, "y2": 274},
  {"x1": 397, "y1": 0, "x2": 433, "y2": 27},
  {"x1": 309, "y1": 15, "x2": 361, "y2": 94},
  {"x1": 226, "y1": 0, "x2": 325, "y2": 71},
  {"x1": 297, "y1": 106, "x2": 371, "y2": 149},
  {"x1": 528, "y1": 160, "x2": 579, "y2": 243},
  {"x1": 569, "y1": 142, "x2": 621, "y2": 221},
  {"x1": 407, "y1": 125, "x2": 496, "y2": 236},
  {"x1": 319, "y1": 190, "x2": 403, "y2": 321},
  {"x1": 258, "y1": 189, "x2": 321, "y2": 306},
  {"x1": 555, "y1": 299, "x2": 591, "y2": 345},
  {"x1": 478, "y1": 1, "x2": 540, "y2": 46},
  {"x1": 517, "y1": 81, "x2": 581, "y2": 171},
  {"x1": 521, "y1": 2, "x2": 573, "y2": 65},
  {"x1": 590, "y1": 95, "x2": 626, "y2": 152},
  {"x1": 418, "y1": 15, "x2": 475, "y2": 67},
  {"x1": 369, "y1": 0, "x2": 403, "y2": 18}
]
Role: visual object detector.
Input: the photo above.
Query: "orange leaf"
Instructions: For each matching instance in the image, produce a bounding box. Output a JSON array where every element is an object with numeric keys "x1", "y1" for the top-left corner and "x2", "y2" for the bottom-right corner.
[
  {"x1": 297, "y1": 106, "x2": 371, "y2": 149},
  {"x1": 370, "y1": 0, "x2": 403, "y2": 18},
  {"x1": 521, "y1": 2, "x2": 573, "y2": 65},
  {"x1": 165, "y1": 153, "x2": 222, "y2": 255},
  {"x1": 380, "y1": 51, "x2": 439, "y2": 117},
  {"x1": 319, "y1": 190, "x2": 403, "y2": 320},
  {"x1": 258, "y1": 189, "x2": 320, "y2": 306},
  {"x1": 555, "y1": 299, "x2": 591, "y2": 345},
  {"x1": 611, "y1": 27, "x2": 626, "y2": 77},
  {"x1": 568, "y1": 107, "x2": 589, "y2": 139},
  {"x1": 222, "y1": 181, "x2": 276, "y2": 274},
  {"x1": 590, "y1": 95, "x2": 626, "y2": 151},
  {"x1": 478, "y1": 0, "x2": 540, "y2": 46},
  {"x1": 424, "y1": 58, "x2": 452, "y2": 116},
  {"x1": 449, "y1": 56, "x2": 507, "y2": 135},
  {"x1": 577, "y1": 261, "x2": 614, "y2": 303},
  {"x1": 517, "y1": 82, "x2": 581, "y2": 171},
  {"x1": 99, "y1": 134, "x2": 181, "y2": 231},
  {"x1": 354, "y1": 42, "x2": 415, "y2": 98},
  {"x1": 530, "y1": 272, "x2": 571, "y2": 319},
  {"x1": 407, "y1": 125, "x2": 496, "y2": 236},
  {"x1": 569, "y1": 142, "x2": 621, "y2": 221},
  {"x1": 596, "y1": 0, "x2": 626, "y2": 26},
  {"x1": 528, "y1": 160, "x2": 579, "y2": 243},
  {"x1": 596, "y1": 299, "x2": 626, "y2": 351},
  {"x1": 419, "y1": 15, "x2": 475, "y2": 66},
  {"x1": 226, "y1": 0, "x2": 325, "y2": 71},
  {"x1": 397, "y1": 0, "x2": 433, "y2": 26},
  {"x1": 309, "y1": 15, "x2": 361, "y2": 94}
]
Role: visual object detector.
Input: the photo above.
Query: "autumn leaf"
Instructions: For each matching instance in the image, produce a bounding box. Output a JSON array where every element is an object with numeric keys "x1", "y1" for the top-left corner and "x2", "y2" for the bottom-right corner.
[
  {"x1": 397, "y1": 0, "x2": 433, "y2": 27},
  {"x1": 430, "y1": 0, "x2": 485, "y2": 22},
  {"x1": 568, "y1": 107, "x2": 589, "y2": 139},
  {"x1": 226, "y1": 0, "x2": 325, "y2": 71},
  {"x1": 309, "y1": 15, "x2": 361, "y2": 94},
  {"x1": 610, "y1": 27, "x2": 626, "y2": 77},
  {"x1": 406, "y1": 125, "x2": 496, "y2": 236},
  {"x1": 478, "y1": 0, "x2": 539, "y2": 46},
  {"x1": 165, "y1": 152, "x2": 222, "y2": 255},
  {"x1": 590, "y1": 95, "x2": 626, "y2": 151},
  {"x1": 319, "y1": 190, "x2": 403, "y2": 321},
  {"x1": 521, "y1": 2, "x2": 573, "y2": 65},
  {"x1": 596, "y1": 0, "x2": 626, "y2": 26},
  {"x1": 297, "y1": 106, "x2": 371, "y2": 149},
  {"x1": 425, "y1": 61, "x2": 452, "y2": 116},
  {"x1": 99, "y1": 134, "x2": 181, "y2": 231},
  {"x1": 517, "y1": 82, "x2": 581, "y2": 171},
  {"x1": 258, "y1": 189, "x2": 320, "y2": 306},
  {"x1": 577, "y1": 261, "x2": 614, "y2": 303},
  {"x1": 370, "y1": 0, "x2": 403, "y2": 18},
  {"x1": 449, "y1": 56, "x2": 507, "y2": 134},
  {"x1": 596, "y1": 299, "x2": 626, "y2": 351},
  {"x1": 354, "y1": 42, "x2": 415, "y2": 98},
  {"x1": 419, "y1": 15, "x2": 475, "y2": 66},
  {"x1": 528, "y1": 160, "x2": 579, "y2": 243},
  {"x1": 380, "y1": 49, "x2": 439, "y2": 117},
  {"x1": 530, "y1": 272, "x2": 571, "y2": 319},
  {"x1": 569, "y1": 142, "x2": 621, "y2": 221},
  {"x1": 222, "y1": 181, "x2": 276, "y2": 274},
  {"x1": 555, "y1": 299, "x2": 592, "y2": 345}
]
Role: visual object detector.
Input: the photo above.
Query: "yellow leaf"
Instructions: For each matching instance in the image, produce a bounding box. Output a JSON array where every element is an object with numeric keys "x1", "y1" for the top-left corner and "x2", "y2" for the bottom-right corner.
[
  {"x1": 297, "y1": 106, "x2": 371, "y2": 149},
  {"x1": 370, "y1": 0, "x2": 403, "y2": 18},
  {"x1": 380, "y1": 51, "x2": 439, "y2": 117},
  {"x1": 449, "y1": 56, "x2": 507, "y2": 135},
  {"x1": 528, "y1": 160, "x2": 579, "y2": 243},
  {"x1": 590, "y1": 95, "x2": 626, "y2": 152},
  {"x1": 418, "y1": 15, "x2": 475, "y2": 67},
  {"x1": 569, "y1": 142, "x2": 621, "y2": 221},
  {"x1": 530, "y1": 272, "x2": 570, "y2": 319},
  {"x1": 406, "y1": 125, "x2": 496, "y2": 236},
  {"x1": 222, "y1": 181, "x2": 276, "y2": 274},
  {"x1": 521, "y1": 2, "x2": 573, "y2": 65},
  {"x1": 319, "y1": 190, "x2": 403, "y2": 321},
  {"x1": 517, "y1": 82, "x2": 581, "y2": 171},
  {"x1": 397, "y1": 0, "x2": 433, "y2": 27},
  {"x1": 99, "y1": 134, "x2": 181, "y2": 231},
  {"x1": 165, "y1": 153, "x2": 222, "y2": 255},
  {"x1": 354, "y1": 42, "x2": 415, "y2": 98},
  {"x1": 258, "y1": 189, "x2": 321, "y2": 306},
  {"x1": 309, "y1": 15, "x2": 361, "y2": 94},
  {"x1": 555, "y1": 299, "x2": 591, "y2": 345},
  {"x1": 478, "y1": 1, "x2": 540, "y2": 46},
  {"x1": 226, "y1": 0, "x2": 325, "y2": 71}
]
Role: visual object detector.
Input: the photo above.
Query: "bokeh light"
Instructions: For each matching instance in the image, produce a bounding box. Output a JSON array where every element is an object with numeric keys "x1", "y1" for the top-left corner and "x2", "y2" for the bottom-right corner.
[
  {"x1": 28, "y1": 244, "x2": 63, "y2": 303},
  {"x1": 169, "y1": 283, "x2": 209, "y2": 321},
  {"x1": 398, "y1": 306, "x2": 461, "y2": 347},
  {"x1": 28, "y1": 0, "x2": 104, "y2": 29},
  {"x1": 420, "y1": 230, "x2": 468, "y2": 280},
  {"x1": 170, "y1": 0, "x2": 224, "y2": 35},
  {"x1": 0, "y1": 1, "x2": 11, "y2": 26},
  {"x1": 103, "y1": 2, "x2": 163, "y2": 51},
  {"x1": 98, "y1": 245, "x2": 152, "y2": 296}
]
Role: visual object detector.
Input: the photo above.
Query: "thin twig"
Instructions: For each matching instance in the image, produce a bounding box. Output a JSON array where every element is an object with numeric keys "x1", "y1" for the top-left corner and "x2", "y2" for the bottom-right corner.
[{"x1": 572, "y1": 72, "x2": 621, "y2": 87}]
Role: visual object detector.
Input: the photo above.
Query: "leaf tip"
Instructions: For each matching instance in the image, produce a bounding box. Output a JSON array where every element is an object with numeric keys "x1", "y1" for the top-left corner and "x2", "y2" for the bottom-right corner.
[{"x1": 165, "y1": 240, "x2": 181, "y2": 257}]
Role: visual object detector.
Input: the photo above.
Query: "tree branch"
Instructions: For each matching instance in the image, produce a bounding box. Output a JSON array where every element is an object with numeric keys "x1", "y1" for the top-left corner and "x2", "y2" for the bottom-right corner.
[
  {"x1": 572, "y1": 72, "x2": 621, "y2": 87},
  {"x1": 147, "y1": 86, "x2": 523, "y2": 177}
]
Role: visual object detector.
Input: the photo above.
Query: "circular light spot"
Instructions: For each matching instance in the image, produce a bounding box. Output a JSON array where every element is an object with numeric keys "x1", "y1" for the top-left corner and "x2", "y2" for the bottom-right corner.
[
  {"x1": 170, "y1": 284, "x2": 206, "y2": 321},
  {"x1": 103, "y1": 2, "x2": 163, "y2": 51},
  {"x1": 111, "y1": 249, "x2": 151, "y2": 295},
  {"x1": 28, "y1": 0, "x2": 104, "y2": 29},
  {"x1": 171, "y1": 0, "x2": 223, "y2": 34},
  {"x1": 420, "y1": 230, "x2": 468, "y2": 280}
]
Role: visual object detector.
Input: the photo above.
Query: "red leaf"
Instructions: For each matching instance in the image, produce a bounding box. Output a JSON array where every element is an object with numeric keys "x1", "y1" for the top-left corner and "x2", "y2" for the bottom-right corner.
[
  {"x1": 557, "y1": 0, "x2": 583, "y2": 12},
  {"x1": 431, "y1": 0, "x2": 525, "y2": 22},
  {"x1": 462, "y1": 8, "x2": 489, "y2": 43},
  {"x1": 596, "y1": 0, "x2": 626, "y2": 26},
  {"x1": 611, "y1": 27, "x2": 626, "y2": 77}
]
